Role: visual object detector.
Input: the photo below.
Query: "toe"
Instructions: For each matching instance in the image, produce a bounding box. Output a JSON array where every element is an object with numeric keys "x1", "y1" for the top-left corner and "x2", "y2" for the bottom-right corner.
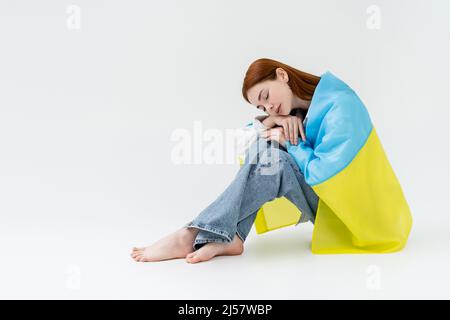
[
  {"x1": 190, "y1": 255, "x2": 202, "y2": 263},
  {"x1": 187, "y1": 252, "x2": 203, "y2": 263}
]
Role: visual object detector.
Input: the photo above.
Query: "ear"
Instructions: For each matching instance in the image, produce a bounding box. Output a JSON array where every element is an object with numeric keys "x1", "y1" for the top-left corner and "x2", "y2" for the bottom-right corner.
[{"x1": 276, "y1": 68, "x2": 289, "y2": 82}]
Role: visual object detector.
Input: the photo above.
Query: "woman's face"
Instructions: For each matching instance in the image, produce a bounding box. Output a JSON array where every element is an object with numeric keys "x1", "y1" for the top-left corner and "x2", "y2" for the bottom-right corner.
[{"x1": 246, "y1": 68, "x2": 294, "y2": 116}]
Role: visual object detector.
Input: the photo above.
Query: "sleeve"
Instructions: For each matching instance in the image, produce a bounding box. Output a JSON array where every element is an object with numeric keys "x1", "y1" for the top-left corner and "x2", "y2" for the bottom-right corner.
[
  {"x1": 235, "y1": 115, "x2": 269, "y2": 164},
  {"x1": 284, "y1": 139, "x2": 317, "y2": 179},
  {"x1": 284, "y1": 98, "x2": 371, "y2": 185}
]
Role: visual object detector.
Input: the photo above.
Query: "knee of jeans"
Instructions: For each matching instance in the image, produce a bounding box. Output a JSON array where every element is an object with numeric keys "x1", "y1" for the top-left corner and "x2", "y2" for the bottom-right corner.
[
  {"x1": 258, "y1": 147, "x2": 290, "y2": 165},
  {"x1": 252, "y1": 149, "x2": 289, "y2": 176}
]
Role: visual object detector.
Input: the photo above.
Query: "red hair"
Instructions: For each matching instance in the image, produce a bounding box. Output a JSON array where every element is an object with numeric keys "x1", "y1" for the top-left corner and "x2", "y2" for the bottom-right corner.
[{"x1": 242, "y1": 58, "x2": 321, "y2": 116}]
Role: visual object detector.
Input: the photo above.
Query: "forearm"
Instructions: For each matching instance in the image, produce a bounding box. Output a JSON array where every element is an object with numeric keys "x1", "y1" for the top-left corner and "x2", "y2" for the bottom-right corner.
[
  {"x1": 256, "y1": 115, "x2": 277, "y2": 128},
  {"x1": 258, "y1": 110, "x2": 304, "y2": 129}
]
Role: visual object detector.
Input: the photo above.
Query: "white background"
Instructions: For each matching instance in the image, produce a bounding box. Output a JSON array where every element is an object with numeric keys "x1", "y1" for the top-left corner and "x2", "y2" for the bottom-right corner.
[{"x1": 0, "y1": 0, "x2": 449, "y2": 299}]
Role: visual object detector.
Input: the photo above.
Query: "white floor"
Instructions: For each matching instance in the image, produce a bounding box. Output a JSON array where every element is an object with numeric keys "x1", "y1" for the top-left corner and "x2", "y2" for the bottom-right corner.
[
  {"x1": 1, "y1": 0, "x2": 449, "y2": 301},
  {"x1": 1, "y1": 208, "x2": 449, "y2": 300}
]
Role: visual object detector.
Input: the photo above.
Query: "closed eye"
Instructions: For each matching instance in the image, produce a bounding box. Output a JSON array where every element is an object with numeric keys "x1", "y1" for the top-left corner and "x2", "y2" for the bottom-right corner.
[{"x1": 256, "y1": 90, "x2": 269, "y2": 112}]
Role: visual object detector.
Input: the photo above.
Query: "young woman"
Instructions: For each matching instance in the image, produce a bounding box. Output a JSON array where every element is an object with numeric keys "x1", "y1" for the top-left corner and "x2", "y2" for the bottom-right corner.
[
  {"x1": 131, "y1": 58, "x2": 412, "y2": 262},
  {"x1": 131, "y1": 58, "x2": 322, "y2": 263}
]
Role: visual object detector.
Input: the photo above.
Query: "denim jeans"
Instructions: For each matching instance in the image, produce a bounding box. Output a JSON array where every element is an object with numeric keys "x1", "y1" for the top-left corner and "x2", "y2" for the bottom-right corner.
[{"x1": 183, "y1": 137, "x2": 320, "y2": 251}]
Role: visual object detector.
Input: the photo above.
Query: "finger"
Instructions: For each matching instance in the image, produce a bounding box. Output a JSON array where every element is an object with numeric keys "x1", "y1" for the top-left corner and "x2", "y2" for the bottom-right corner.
[
  {"x1": 285, "y1": 119, "x2": 290, "y2": 144},
  {"x1": 290, "y1": 119, "x2": 296, "y2": 145},
  {"x1": 270, "y1": 129, "x2": 278, "y2": 140},
  {"x1": 261, "y1": 130, "x2": 269, "y2": 138},
  {"x1": 292, "y1": 118, "x2": 298, "y2": 145},
  {"x1": 266, "y1": 129, "x2": 273, "y2": 140},
  {"x1": 265, "y1": 128, "x2": 274, "y2": 138},
  {"x1": 282, "y1": 124, "x2": 289, "y2": 141},
  {"x1": 298, "y1": 118, "x2": 306, "y2": 142},
  {"x1": 271, "y1": 129, "x2": 281, "y2": 143}
]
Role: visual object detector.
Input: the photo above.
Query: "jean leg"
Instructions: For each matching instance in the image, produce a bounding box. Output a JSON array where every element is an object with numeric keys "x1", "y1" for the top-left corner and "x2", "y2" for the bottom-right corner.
[
  {"x1": 183, "y1": 138, "x2": 268, "y2": 250},
  {"x1": 191, "y1": 229, "x2": 231, "y2": 250},
  {"x1": 190, "y1": 208, "x2": 256, "y2": 250},
  {"x1": 237, "y1": 140, "x2": 319, "y2": 226},
  {"x1": 236, "y1": 209, "x2": 258, "y2": 242},
  {"x1": 184, "y1": 137, "x2": 319, "y2": 250},
  {"x1": 280, "y1": 151, "x2": 320, "y2": 225},
  {"x1": 188, "y1": 209, "x2": 258, "y2": 250}
]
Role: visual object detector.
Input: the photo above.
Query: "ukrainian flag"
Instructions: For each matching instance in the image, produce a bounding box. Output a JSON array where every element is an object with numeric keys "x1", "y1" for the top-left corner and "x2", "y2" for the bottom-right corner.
[{"x1": 253, "y1": 71, "x2": 413, "y2": 254}]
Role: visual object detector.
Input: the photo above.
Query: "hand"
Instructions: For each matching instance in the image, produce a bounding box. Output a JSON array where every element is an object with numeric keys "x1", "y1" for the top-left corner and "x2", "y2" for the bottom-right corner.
[
  {"x1": 294, "y1": 109, "x2": 307, "y2": 142},
  {"x1": 261, "y1": 127, "x2": 287, "y2": 148},
  {"x1": 271, "y1": 113, "x2": 306, "y2": 145}
]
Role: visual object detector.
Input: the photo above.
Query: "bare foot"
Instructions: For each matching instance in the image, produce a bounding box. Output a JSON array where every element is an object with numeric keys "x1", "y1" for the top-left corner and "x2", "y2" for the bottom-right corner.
[
  {"x1": 131, "y1": 227, "x2": 199, "y2": 262},
  {"x1": 185, "y1": 233, "x2": 244, "y2": 264}
]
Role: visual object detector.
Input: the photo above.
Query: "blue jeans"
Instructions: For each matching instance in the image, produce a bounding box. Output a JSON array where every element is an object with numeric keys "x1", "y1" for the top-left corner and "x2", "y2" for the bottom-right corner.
[{"x1": 183, "y1": 137, "x2": 320, "y2": 251}]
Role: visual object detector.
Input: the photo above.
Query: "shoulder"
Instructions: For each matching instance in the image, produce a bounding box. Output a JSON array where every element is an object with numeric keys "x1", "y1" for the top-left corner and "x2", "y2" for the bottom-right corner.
[{"x1": 326, "y1": 87, "x2": 370, "y2": 123}]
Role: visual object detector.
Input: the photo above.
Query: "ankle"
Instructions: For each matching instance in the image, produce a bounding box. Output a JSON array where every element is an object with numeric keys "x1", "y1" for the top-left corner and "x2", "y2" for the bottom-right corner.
[
  {"x1": 231, "y1": 237, "x2": 244, "y2": 254},
  {"x1": 177, "y1": 227, "x2": 198, "y2": 242}
]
